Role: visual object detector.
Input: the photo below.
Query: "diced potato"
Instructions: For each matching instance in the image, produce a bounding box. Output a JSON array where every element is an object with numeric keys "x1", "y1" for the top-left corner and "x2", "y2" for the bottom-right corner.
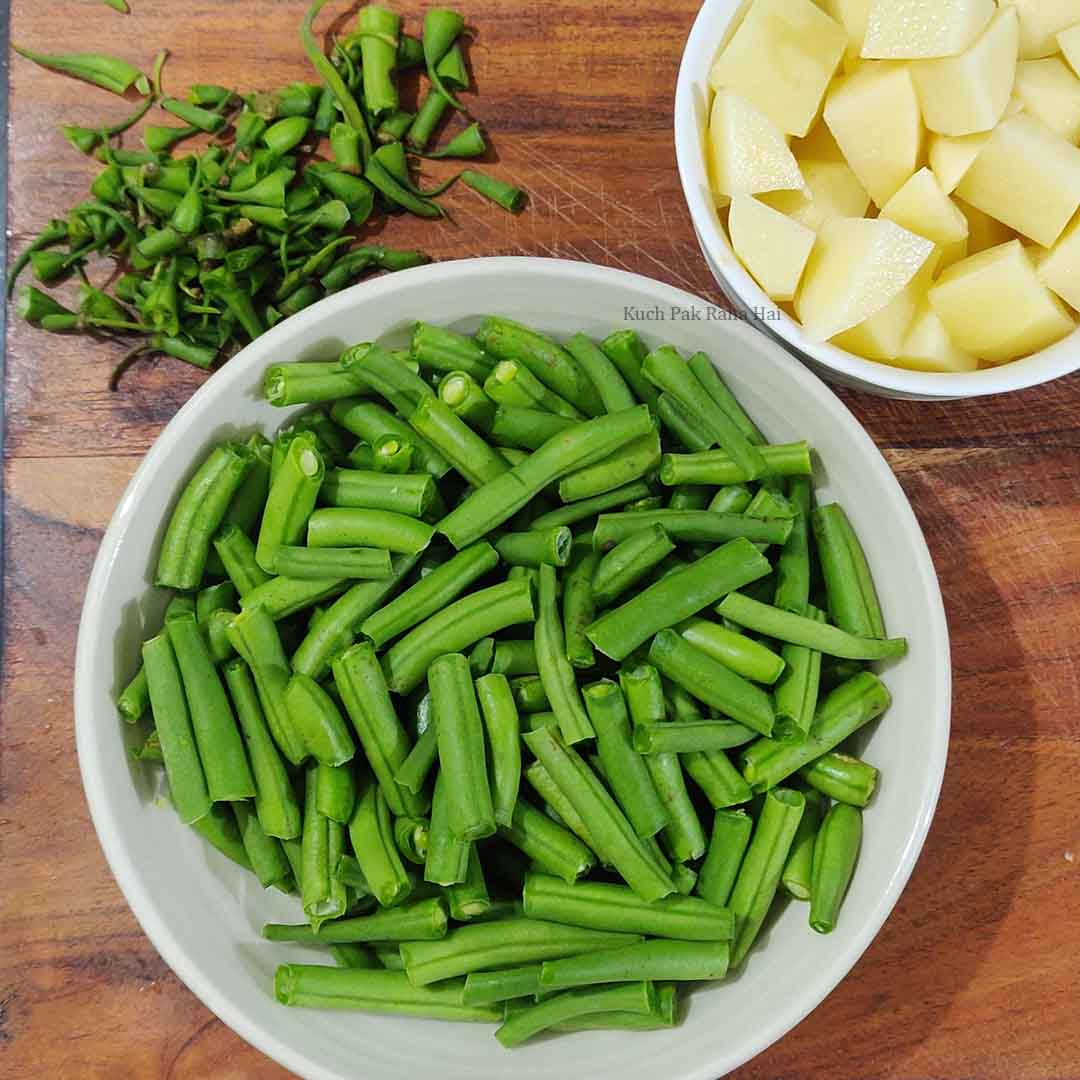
[
  {"x1": 881, "y1": 167, "x2": 970, "y2": 267},
  {"x1": 795, "y1": 216, "x2": 935, "y2": 340},
  {"x1": 955, "y1": 113, "x2": 1080, "y2": 247},
  {"x1": 823, "y1": 62, "x2": 924, "y2": 207},
  {"x1": 889, "y1": 301, "x2": 979, "y2": 371},
  {"x1": 1014, "y1": 58, "x2": 1080, "y2": 143},
  {"x1": 955, "y1": 197, "x2": 1018, "y2": 254},
  {"x1": 1059, "y1": 25, "x2": 1080, "y2": 78},
  {"x1": 822, "y1": 0, "x2": 872, "y2": 66},
  {"x1": 910, "y1": 7, "x2": 1019, "y2": 136},
  {"x1": 709, "y1": 0, "x2": 847, "y2": 137},
  {"x1": 1037, "y1": 213, "x2": 1080, "y2": 310},
  {"x1": 708, "y1": 89, "x2": 806, "y2": 200},
  {"x1": 928, "y1": 239, "x2": 1075, "y2": 361},
  {"x1": 760, "y1": 159, "x2": 871, "y2": 230},
  {"x1": 728, "y1": 195, "x2": 818, "y2": 301},
  {"x1": 1013, "y1": 0, "x2": 1080, "y2": 60},
  {"x1": 928, "y1": 132, "x2": 989, "y2": 193},
  {"x1": 790, "y1": 119, "x2": 846, "y2": 162},
  {"x1": 861, "y1": 0, "x2": 995, "y2": 60}
]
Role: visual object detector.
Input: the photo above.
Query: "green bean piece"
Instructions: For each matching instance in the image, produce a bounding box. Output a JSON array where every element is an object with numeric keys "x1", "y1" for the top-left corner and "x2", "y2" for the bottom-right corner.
[
  {"x1": 562, "y1": 546, "x2": 597, "y2": 669},
  {"x1": 491, "y1": 639, "x2": 538, "y2": 676},
  {"x1": 678, "y1": 617, "x2": 785, "y2": 685},
  {"x1": 393, "y1": 816, "x2": 430, "y2": 865},
  {"x1": 275, "y1": 965, "x2": 498, "y2": 1021},
  {"x1": 142, "y1": 634, "x2": 212, "y2": 824},
  {"x1": 682, "y1": 746, "x2": 753, "y2": 808},
  {"x1": 234, "y1": 801, "x2": 291, "y2": 888},
  {"x1": 332, "y1": 641, "x2": 426, "y2": 818},
  {"x1": 239, "y1": 575, "x2": 348, "y2": 621},
  {"x1": 592, "y1": 525, "x2": 675, "y2": 609},
  {"x1": 407, "y1": 86, "x2": 451, "y2": 150},
  {"x1": 301, "y1": 766, "x2": 348, "y2": 926},
  {"x1": 656, "y1": 392, "x2": 712, "y2": 452},
  {"x1": 633, "y1": 719, "x2": 757, "y2": 754},
  {"x1": 485, "y1": 359, "x2": 583, "y2": 421},
  {"x1": 489, "y1": 405, "x2": 575, "y2": 451},
  {"x1": 773, "y1": 606, "x2": 827, "y2": 741},
  {"x1": 540, "y1": 938, "x2": 729, "y2": 991},
  {"x1": 499, "y1": 798, "x2": 595, "y2": 884},
  {"x1": 13, "y1": 44, "x2": 148, "y2": 95},
  {"x1": 425, "y1": 771, "x2": 470, "y2": 885},
  {"x1": 511, "y1": 675, "x2": 549, "y2": 713},
  {"x1": 349, "y1": 772, "x2": 413, "y2": 907},
  {"x1": 408, "y1": 396, "x2": 509, "y2": 488},
  {"x1": 395, "y1": 724, "x2": 437, "y2": 795},
  {"x1": 411, "y1": 323, "x2": 494, "y2": 381},
  {"x1": 117, "y1": 665, "x2": 150, "y2": 723},
  {"x1": 329, "y1": 943, "x2": 378, "y2": 968},
  {"x1": 273, "y1": 546, "x2": 392, "y2": 581},
  {"x1": 557, "y1": 427, "x2": 662, "y2": 504},
  {"x1": 696, "y1": 809, "x2": 754, "y2": 909},
  {"x1": 191, "y1": 802, "x2": 253, "y2": 871},
  {"x1": 223, "y1": 660, "x2": 301, "y2": 839},
  {"x1": 497, "y1": 982, "x2": 655, "y2": 1047},
  {"x1": 800, "y1": 752, "x2": 879, "y2": 807},
  {"x1": 213, "y1": 526, "x2": 270, "y2": 597},
  {"x1": 255, "y1": 433, "x2": 324, "y2": 574},
  {"x1": 809, "y1": 803, "x2": 862, "y2": 934},
  {"x1": 430, "y1": 654, "x2": 495, "y2": 841},
  {"x1": 812, "y1": 503, "x2": 887, "y2": 638},
  {"x1": 687, "y1": 351, "x2": 765, "y2": 445},
  {"x1": 462, "y1": 965, "x2": 542, "y2": 1006},
  {"x1": 437, "y1": 370, "x2": 495, "y2": 431},
  {"x1": 660, "y1": 442, "x2": 813, "y2": 487},
  {"x1": 285, "y1": 672, "x2": 355, "y2": 766},
  {"x1": 331, "y1": 399, "x2": 451, "y2": 478},
  {"x1": 772, "y1": 480, "x2": 812, "y2": 615},
  {"x1": 716, "y1": 592, "x2": 907, "y2": 660},
  {"x1": 370, "y1": 435, "x2": 414, "y2": 476},
  {"x1": 728, "y1": 787, "x2": 806, "y2": 967},
  {"x1": 527, "y1": 481, "x2": 652, "y2": 532},
  {"x1": 460, "y1": 169, "x2": 527, "y2": 213},
  {"x1": 535, "y1": 563, "x2": 593, "y2": 744},
  {"x1": 382, "y1": 577, "x2": 535, "y2": 694},
  {"x1": 315, "y1": 762, "x2": 357, "y2": 824},
  {"x1": 167, "y1": 611, "x2": 255, "y2": 801},
  {"x1": 495, "y1": 527, "x2": 572, "y2": 568},
  {"x1": 447, "y1": 846, "x2": 492, "y2": 920},
  {"x1": 563, "y1": 332, "x2": 636, "y2": 414},
  {"x1": 476, "y1": 673, "x2": 521, "y2": 827},
  {"x1": 593, "y1": 509, "x2": 791, "y2": 553},
  {"x1": 263, "y1": 362, "x2": 360, "y2": 407},
  {"x1": 597, "y1": 329, "x2": 655, "y2": 407},
  {"x1": 421, "y1": 7, "x2": 466, "y2": 110},
  {"x1": 320, "y1": 468, "x2": 436, "y2": 519},
  {"x1": 340, "y1": 341, "x2": 433, "y2": 415},
  {"x1": 550, "y1": 983, "x2": 679, "y2": 1031},
  {"x1": 362, "y1": 541, "x2": 498, "y2": 649},
  {"x1": 781, "y1": 789, "x2": 827, "y2": 901},
  {"x1": 648, "y1": 629, "x2": 775, "y2": 736},
  {"x1": 156, "y1": 443, "x2": 253, "y2": 590},
  {"x1": 265, "y1": 897, "x2": 448, "y2": 944},
  {"x1": 376, "y1": 108, "x2": 415, "y2": 142},
  {"x1": 307, "y1": 507, "x2": 434, "y2": 555}
]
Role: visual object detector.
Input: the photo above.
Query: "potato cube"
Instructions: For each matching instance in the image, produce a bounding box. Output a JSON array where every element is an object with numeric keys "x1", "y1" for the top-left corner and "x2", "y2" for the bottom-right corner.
[
  {"x1": 824, "y1": 62, "x2": 924, "y2": 207},
  {"x1": 709, "y1": 0, "x2": 847, "y2": 137},
  {"x1": 928, "y1": 239, "x2": 1075, "y2": 361},
  {"x1": 955, "y1": 197, "x2": 1018, "y2": 254},
  {"x1": 955, "y1": 114, "x2": 1080, "y2": 247},
  {"x1": 708, "y1": 89, "x2": 806, "y2": 199},
  {"x1": 1037, "y1": 213, "x2": 1080, "y2": 310},
  {"x1": 889, "y1": 301, "x2": 979, "y2": 371},
  {"x1": 728, "y1": 195, "x2": 818, "y2": 301},
  {"x1": 790, "y1": 119, "x2": 846, "y2": 163},
  {"x1": 910, "y1": 7, "x2": 1019, "y2": 136},
  {"x1": 795, "y1": 216, "x2": 935, "y2": 340},
  {"x1": 822, "y1": 0, "x2": 872, "y2": 66},
  {"x1": 1059, "y1": 24, "x2": 1080, "y2": 78},
  {"x1": 760, "y1": 159, "x2": 871, "y2": 230},
  {"x1": 928, "y1": 132, "x2": 990, "y2": 193},
  {"x1": 881, "y1": 168, "x2": 970, "y2": 268},
  {"x1": 861, "y1": 0, "x2": 995, "y2": 60},
  {"x1": 1014, "y1": 58, "x2": 1080, "y2": 143},
  {"x1": 1013, "y1": 0, "x2": 1080, "y2": 60}
]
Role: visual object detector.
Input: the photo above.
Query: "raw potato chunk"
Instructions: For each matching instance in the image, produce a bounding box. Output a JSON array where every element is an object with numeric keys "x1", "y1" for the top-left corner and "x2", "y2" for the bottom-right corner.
[
  {"x1": 791, "y1": 120, "x2": 846, "y2": 162},
  {"x1": 823, "y1": 0, "x2": 872, "y2": 66},
  {"x1": 928, "y1": 240, "x2": 1075, "y2": 361},
  {"x1": 708, "y1": 89, "x2": 805, "y2": 199},
  {"x1": 760, "y1": 159, "x2": 871, "y2": 230},
  {"x1": 881, "y1": 168, "x2": 969, "y2": 267},
  {"x1": 728, "y1": 196, "x2": 817, "y2": 301},
  {"x1": 928, "y1": 132, "x2": 990, "y2": 193},
  {"x1": 1059, "y1": 25, "x2": 1080, "y2": 78},
  {"x1": 955, "y1": 113, "x2": 1080, "y2": 247},
  {"x1": 910, "y1": 7, "x2": 1019, "y2": 136},
  {"x1": 795, "y1": 216, "x2": 935, "y2": 340},
  {"x1": 824, "y1": 62, "x2": 924, "y2": 207},
  {"x1": 861, "y1": 0, "x2": 995, "y2": 60},
  {"x1": 1013, "y1": 0, "x2": 1080, "y2": 60},
  {"x1": 891, "y1": 301, "x2": 979, "y2": 371},
  {"x1": 955, "y1": 197, "x2": 1017, "y2": 253},
  {"x1": 709, "y1": 0, "x2": 847, "y2": 137},
  {"x1": 1037, "y1": 214, "x2": 1080, "y2": 310},
  {"x1": 1014, "y1": 58, "x2": 1080, "y2": 142}
]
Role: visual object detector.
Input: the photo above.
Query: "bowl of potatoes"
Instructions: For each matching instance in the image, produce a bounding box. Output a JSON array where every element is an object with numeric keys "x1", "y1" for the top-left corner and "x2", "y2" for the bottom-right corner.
[{"x1": 675, "y1": 0, "x2": 1080, "y2": 399}]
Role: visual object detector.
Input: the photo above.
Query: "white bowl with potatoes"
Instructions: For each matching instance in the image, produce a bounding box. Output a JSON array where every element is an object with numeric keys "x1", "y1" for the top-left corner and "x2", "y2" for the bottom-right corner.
[{"x1": 675, "y1": 0, "x2": 1080, "y2": 399}]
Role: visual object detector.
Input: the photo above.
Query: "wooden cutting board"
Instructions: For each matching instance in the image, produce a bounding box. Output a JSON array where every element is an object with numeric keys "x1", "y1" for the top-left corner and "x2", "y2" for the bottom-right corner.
[{"x1": 3, "y1": 2, "x2": 1079, "y2": 1077}]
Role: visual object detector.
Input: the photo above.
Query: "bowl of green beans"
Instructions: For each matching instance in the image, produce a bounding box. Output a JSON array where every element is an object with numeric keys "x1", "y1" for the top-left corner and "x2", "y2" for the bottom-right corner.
[{"x1": 75, "y1": 256, "x2": 950, "y2": 1080}]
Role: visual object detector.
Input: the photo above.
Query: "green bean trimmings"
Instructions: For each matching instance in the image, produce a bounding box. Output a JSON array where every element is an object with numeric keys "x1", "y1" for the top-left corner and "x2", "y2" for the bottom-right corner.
[{"x1": 124, "y1": 315, "x2": 903, "y2": 1045}]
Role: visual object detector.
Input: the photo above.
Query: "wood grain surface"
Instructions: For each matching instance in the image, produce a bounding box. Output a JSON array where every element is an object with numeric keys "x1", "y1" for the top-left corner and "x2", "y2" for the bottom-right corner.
[{"x1": 3, "y1": 2, "x2": 1080, "y2": 1077}]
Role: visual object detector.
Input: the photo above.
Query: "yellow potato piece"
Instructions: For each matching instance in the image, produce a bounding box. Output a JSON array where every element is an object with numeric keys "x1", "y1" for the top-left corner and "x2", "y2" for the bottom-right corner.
[
  {"x1": 728, "y1": 195, "x2": 818, "y2": 302},
  {"x1": 708, "y1": 89, "x2": 806, "y2": 200},
  {"x1": 861, "y1": 0, "x2": 995, "y2": 60},
  {"x1": 928, "y1": 239, "x2": 1075, "y2": 361},
  {"x1": 928, "y1": 132, "x2": 990, "y2": 193},
  {"x1": 822, "y1": 0, "x2": 872, "y2": 66},
  {"x1": 881, "y1": 168, "x2": 970, "y2": 268},
  {"x1": 955, "y1": 113, "x2": 1080, "y2": 247},
  {"x1": 1059, "y1": 25, "x2": 1080, "y2": 78},
  {"x1": 760, "y1": 159, "x2": 871, "y2": 231},
  {"x1": 824, "y1": 62, "x2": 924, "y2": 207},
  {"x1": 889, "y1": 301, "x2": 979, "y2": 372},
  {"x1": 955, "y1": 197, "x2": 1018, "y2": 254},
  {"x1": 708, "y1": 0, "x2": 847, "y2": 137},
  {"x1": 790, "y1": 119, "x2": 846, "y2": 163},
  {"x1": 1014, "y1": 58, "x2": 1080, "y2": 143},
  {"x1": 1013, "y1": 0, "x2": 1080, "y2": 60},
  {"x1": 1037, "y1": 213, "x2": 1080, "y2": 310},
  {"x1": 910, "y1": 7, "x2": 1019, "y2": 136},
  {"x1": 795, "y1": 216, "x2": 935, "y2": 340}
]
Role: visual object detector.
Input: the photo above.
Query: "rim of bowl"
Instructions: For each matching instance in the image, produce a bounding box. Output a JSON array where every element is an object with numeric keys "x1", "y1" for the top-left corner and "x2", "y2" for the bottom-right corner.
[
  {"x1": 75, "y1": 255, "x2": 951, "y2": 1080},
  {"x1": 673, "y1": 0, "x2": 1080, "y2": 400}
]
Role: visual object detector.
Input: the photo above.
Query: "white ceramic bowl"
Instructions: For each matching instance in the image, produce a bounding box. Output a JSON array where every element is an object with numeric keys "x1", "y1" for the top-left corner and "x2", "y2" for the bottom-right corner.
[
  {"x1": 674, "y1": 0, "x2": 1080, "y2": 400},
  {"x1": 76, "y1": 256, "x2": 950, "y2": 1080}
]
